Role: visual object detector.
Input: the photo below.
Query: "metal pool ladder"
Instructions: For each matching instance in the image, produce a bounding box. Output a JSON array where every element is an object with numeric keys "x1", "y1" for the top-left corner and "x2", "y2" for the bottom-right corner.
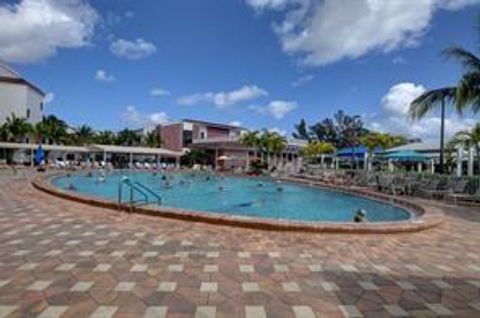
[{"x1": 118, "y1": 179, "x2": 162, "y2": 211}]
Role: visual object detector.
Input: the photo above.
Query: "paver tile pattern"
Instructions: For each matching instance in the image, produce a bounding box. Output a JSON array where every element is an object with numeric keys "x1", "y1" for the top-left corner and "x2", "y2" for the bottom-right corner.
[{"x1": 0, "y1": 173, "x2": 480, "y2": 317}]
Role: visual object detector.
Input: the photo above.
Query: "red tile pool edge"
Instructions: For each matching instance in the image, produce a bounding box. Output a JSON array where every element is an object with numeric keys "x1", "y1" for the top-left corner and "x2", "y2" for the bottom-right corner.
[{"x1": 31, "y1": 172, "x2": 444, "y2": 234}]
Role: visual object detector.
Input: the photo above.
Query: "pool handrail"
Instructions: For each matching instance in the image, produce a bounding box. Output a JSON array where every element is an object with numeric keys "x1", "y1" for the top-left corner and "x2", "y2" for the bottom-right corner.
[
  {"x1": 132, "y1": 181, "x2": 162, "y2": 205},
  {"x1": 118, "y1": 179, "x2": 150, "y2": 209}
]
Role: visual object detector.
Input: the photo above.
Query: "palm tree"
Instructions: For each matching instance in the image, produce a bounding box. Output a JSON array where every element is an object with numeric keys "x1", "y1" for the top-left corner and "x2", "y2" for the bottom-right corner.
[
  {"x1": 241, "y1": 130, "x2": 261, "y2": 164},
  {"x1": 268, "y1": 133, "x2": 287, "y2": 168},
  {"x1": 444, "y1": 47, "x2": 480, "y2": 114},
  {"x1": 143, "y1": 130, "x2": 162, "y2": 148},
  {"x1": 2, "y1": 113, "x2": 33, "y2": 142},
  {"x1": 94, "y1": 130, "x2": 116, "y2": 145},
  {"x1": 116, "y1": 128, "x2": 141, "y2": 146},
  {"x1": 74, "y1": 125, "x2": 95, "y2": 146},
  {"x1": 449, "y1": 123, "x2": 480, "y2": 174},
  {"x1": 409, "y1": 87, "x2": 457, "y2": 173}
]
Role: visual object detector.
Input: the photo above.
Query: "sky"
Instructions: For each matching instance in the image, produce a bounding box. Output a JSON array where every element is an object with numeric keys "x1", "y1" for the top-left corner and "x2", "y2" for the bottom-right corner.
[{"x1": 1, "y1": 0, "x2": 480, "y2": 143}]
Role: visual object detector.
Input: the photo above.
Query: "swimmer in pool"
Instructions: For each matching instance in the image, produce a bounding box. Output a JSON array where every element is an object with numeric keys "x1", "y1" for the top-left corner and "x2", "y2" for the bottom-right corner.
[
  {"x1": 257, "y1": 182, "x2": 264, "y2": 187},
  {"x1": 67, "y1": 183, "x2": 77, "y2": 191},
  {"x1": 218, "y1": 185, "x2": 226, "y2": 191},
  {"x1": 276, "y1": 186, "x2": 283, "y2": 192},
  {"x1": 354, "y1": 209, "x2": 367, "y2": 223}
]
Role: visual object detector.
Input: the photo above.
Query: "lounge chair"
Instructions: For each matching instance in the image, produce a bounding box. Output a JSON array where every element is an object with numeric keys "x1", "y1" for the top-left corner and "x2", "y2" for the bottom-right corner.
[
  {"x1": 415, "y1": 179, "x2": 442, "y2": 199},
  {"x1": 446, "y1": 184, "x2": 480, "y2": 204}
]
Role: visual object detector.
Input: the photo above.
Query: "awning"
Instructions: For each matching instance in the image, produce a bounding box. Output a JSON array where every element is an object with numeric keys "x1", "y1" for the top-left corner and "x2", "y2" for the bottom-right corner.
[{"x1": 386, "y1": 150, "x2": 428, "y2": 162}]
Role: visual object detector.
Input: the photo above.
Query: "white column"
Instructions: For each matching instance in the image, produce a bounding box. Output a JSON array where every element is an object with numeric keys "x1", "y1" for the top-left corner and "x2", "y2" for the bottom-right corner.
[
  {"x1": 468, "y1": 145, "x2": 474, "y2": 177},
  {"x1": 456, "y1": 147, "x2": 463, "y2": 177},
  {"x1": 129, "y1": 152, "x2": 133, "y2": 167},
  {"x1": 430, "y1": 159, "x2": 435, "y2": 174},
  {"x1": 364, "y1": 153, "x2": 369, "y2": 171},
  {"x1": 335, "y1": 158, "x2": 339, "y2": 170},
  {"x1": 388, "y1": 159, "x2": 394, "y2": 173},
  {"x1": 417, "y1": 162, "x2": 423, "y2": 172}
]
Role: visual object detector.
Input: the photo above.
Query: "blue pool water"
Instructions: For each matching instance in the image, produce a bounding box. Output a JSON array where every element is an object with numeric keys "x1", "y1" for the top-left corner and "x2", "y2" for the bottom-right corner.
[{"x1": 52, "y1": 171, "x2": 411, "y2": 223}]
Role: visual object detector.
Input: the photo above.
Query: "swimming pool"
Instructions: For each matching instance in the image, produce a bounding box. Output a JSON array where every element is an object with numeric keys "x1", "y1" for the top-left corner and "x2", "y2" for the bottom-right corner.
[{"x1": 52, "y1": 171, "x2": 411, "y2": 223}]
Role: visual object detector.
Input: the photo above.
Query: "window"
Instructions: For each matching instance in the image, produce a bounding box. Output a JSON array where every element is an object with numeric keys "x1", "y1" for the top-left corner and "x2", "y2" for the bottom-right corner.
[
  {"x1": 200, "y1": 131, "x2": 206, "y2": 139},
  {"x1": 26, "y1": 109, "x2": 30, "y2": 118},
  {"x1": 40, "y1": 102, "x2": 43, "y2": 111}
]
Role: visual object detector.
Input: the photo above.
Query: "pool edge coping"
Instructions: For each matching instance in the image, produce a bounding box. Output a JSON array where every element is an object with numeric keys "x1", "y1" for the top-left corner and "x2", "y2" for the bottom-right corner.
[{"x1": 31, "y1": 172, "x2": 444, "y2": 234}]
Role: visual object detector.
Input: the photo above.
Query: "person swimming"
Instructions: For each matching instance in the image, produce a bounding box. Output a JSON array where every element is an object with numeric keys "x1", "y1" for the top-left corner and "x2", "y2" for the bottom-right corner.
[
  {"x1": 276, "y1": 186, "x2": 283, "y2": 192},
  {"x1": 161, "y1": 175, "x2": 167, "y2": 181},
  {"x1": 257, "y1": 182, "x2": 264, "y2": 187},
  {"x1": 354, "y1": 209, "x2": 367, "y2": 223},
  {"x1": 67, "y1": 183, "x2": 77, "y2": 191},
  {"x1": 218, "y1": 185, "x2": 227, "y2": 191}
]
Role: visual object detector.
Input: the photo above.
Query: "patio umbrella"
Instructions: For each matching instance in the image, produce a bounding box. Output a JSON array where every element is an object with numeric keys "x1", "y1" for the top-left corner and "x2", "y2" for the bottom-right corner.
[
  {"x1": 386, "y1": 150, "x2": 427, "y2": 162},
  {"x1": 217, "y1": 155, "x2": 231, "y2": 161}
]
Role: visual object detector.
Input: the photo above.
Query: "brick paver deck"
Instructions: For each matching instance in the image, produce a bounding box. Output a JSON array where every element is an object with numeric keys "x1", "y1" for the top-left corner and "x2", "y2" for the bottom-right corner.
[{"x1": 0, "y1": 172, "x2": 480, "y2": 317}]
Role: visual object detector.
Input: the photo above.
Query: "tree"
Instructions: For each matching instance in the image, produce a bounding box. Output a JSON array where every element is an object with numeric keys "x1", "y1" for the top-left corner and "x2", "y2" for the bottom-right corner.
[
  {"x1": 94, "y1": 130, "x2": 116, "y2": 145},
  {"x1": 409, "y1": 87, "x2": 456, "y2": 173},
  {"x1": 34, "y1": 115, "x2": 68, "y2": 144},
  {"x1": 444, "y1": 47, "x2": 480, "y2": 114},
  {"x1": 74, "y1": 125, "x2": 95, "y2": 146},
  {"x1": 268, "y1": 132, "x2": 287, "y2": 167},
  {"x1": 116, "y1": 129, "x2": 141, "y2": 146},
  {"x1": 449, "y1": 123, "x2": 480, "y2": 173},
  {"x1": 292, "y1": 119, "x2": 310, "y2": 140},
  {"x1": 308, "y1": 110, "x2": 368, "y2": 148},
  {"x1": 241, "y1": 130, "x2": 261, "y2": 159},
  {"x1": 180, "y1": 149, "x2": 209, "y2": 167},
  {"x1": 303, "y1": 141, "x2": 335, "y2": 162},
  {"x1": 143, "y1": 130, "x2": 162, "y2": 148},
  {"x1": 1, "y1": 113, "x2": 33, "y2": 142}
]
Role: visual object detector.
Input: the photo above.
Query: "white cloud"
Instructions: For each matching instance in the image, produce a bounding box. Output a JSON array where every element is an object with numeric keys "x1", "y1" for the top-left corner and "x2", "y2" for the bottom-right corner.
[
  {"x1": 150, "y1": 87, "x2": 170, "y2": 97},
  {"x1": 291, "y1": 74, "x2": 314, "y2": 87},
  {"x1": 246, "y1": 0, "x2": 290, "y2": 10},
  {"x1": 43, "y1": 92, "x2": 54, "y2": 104},
  {"x1": 110, "y1": 38, "x2": 156, "y2": 60},
  {"x1": 229, "y1": 121, "x2": 243, "y2": 127},
  {"x1": 268, "y1": 127, "x2": 287, "y2": 136},
  {"x1": 246, "y1": 0, "x2": 479, "y2": 66},
  {"x1": 250, "y1": 100, "x2": 298, "y2": 119},
  {"x1": 0, "y1": 0, "x2": 99, "y2": 63},
  {"x1": 381, "y1": 82, "x2": 426, "y2": 116},
  {"x1": 121, "y1": 105, "x2": 169, "y2": 131},
  {"x1": 367, "y1": 82, "x2": 476, "y2": 144},
  {"x1": 177, "y1": 85, "x2": 268, "y2": 108},
  {"x1": 95, "y1": 69, "x2": 115, "y2": 82}
]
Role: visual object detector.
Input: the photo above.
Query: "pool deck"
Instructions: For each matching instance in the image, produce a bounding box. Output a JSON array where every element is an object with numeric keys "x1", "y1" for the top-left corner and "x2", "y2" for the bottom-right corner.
[{"x1": 1, "y1": 171, "x2": 480, "y2": 317}]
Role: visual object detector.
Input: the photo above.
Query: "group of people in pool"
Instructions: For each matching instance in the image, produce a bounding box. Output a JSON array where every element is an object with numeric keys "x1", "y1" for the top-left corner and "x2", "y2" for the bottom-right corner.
[{"x1": 66, "y1": 170, "x2": 368, "y2": 223}]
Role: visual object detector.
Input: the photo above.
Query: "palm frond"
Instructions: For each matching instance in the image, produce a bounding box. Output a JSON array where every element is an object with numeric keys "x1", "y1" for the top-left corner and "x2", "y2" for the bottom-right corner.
[
  {"x1": 456, "y1": 71, "x2": 480, "y2": 113},
  {"x1": 409, "y1": 87, "x2": 456, "y2": 119},
  {"x1": 443, "y1": 46, "x2": 480, "y2": 72}
]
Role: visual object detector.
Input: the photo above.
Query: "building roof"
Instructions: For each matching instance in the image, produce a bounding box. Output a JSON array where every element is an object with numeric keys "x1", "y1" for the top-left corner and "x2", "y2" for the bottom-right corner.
[
  {"x1": 0, "y1": 62, "x2": 45, "y2": 96},
  {"x1": 385, "y1": 142, "x2": 438, "y2": 153},
  {"x1": 88, "y1": 144, "x2": 182, "y2": 157},
  {"x1": 183, "y1": 119, "x2": 246, "y2": 130},
  {"x1": 0, "y1": 142, "x2": 89, "y2": 152}
]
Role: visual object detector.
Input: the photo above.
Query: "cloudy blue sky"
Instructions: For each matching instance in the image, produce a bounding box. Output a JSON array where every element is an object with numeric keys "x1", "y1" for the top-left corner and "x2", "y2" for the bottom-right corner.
[{"x1": 1, "y1": 0, "x2": 479, "y2": 142}]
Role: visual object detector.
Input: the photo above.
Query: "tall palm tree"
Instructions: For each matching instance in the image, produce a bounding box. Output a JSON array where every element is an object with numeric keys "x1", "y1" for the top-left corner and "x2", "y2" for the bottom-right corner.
[
  {"x1": 74, "y1": 125, "x2": 95, "y2": 146},
  {"x1": 409, "y1": 87, "x2": 457, "y2": 173}
]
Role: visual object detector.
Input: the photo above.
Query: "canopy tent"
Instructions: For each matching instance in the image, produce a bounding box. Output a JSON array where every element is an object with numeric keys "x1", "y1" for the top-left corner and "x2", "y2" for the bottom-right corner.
[{"x1": 386, "y1": 150, "x2": 428, "y2": 162}]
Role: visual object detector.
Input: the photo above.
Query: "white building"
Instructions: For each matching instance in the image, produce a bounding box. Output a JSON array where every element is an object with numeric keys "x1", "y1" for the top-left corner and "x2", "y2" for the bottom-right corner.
[{"x1": 0, "y1": 63, "x2": 45, "y2": 125}]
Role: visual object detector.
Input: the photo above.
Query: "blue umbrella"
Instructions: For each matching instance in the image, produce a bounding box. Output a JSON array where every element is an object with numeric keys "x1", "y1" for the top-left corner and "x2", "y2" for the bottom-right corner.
[{"x1": 34, "y1": 145, "x2": 45, "y2": 166}]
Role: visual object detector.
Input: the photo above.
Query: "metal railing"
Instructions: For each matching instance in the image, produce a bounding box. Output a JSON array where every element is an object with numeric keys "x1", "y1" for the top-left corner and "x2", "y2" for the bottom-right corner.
[{"x1": 118, "y1": 179, "x2": 162, "y2": 211}]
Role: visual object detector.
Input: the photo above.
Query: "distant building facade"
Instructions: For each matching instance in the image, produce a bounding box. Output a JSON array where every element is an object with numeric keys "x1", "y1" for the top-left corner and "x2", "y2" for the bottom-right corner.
[
  {"x1": 157, "y1": 119, "x2": 306, "y2": 171},
  {"x1": 0, "y1": 63, "x2": 45, "y2": 125}
]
